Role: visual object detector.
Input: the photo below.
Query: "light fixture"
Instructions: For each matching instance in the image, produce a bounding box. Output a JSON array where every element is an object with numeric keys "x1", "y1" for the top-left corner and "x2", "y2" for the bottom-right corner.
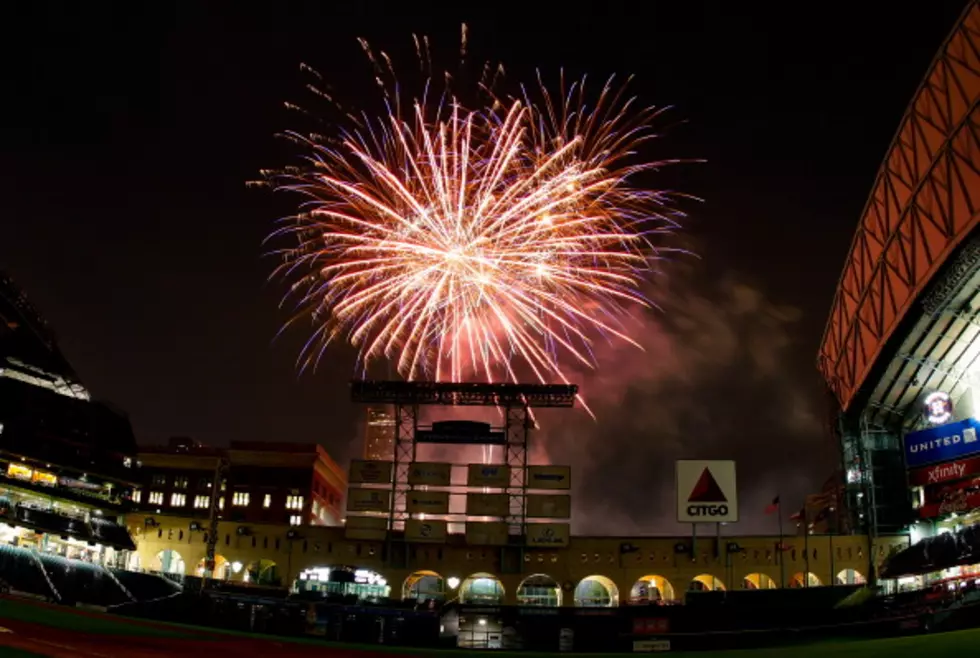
[{"x1": 447, "y1": 576, "x2": 460, "y2": 589}]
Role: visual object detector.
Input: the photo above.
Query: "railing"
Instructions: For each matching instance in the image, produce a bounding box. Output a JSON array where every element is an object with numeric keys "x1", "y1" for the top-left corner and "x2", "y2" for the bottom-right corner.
[
  {"x1": 104, "y1": 566, "x2": 137, "y2": 602},
  {"x1": 28, "y1": 548, "x2": 61, "y2": 602}
]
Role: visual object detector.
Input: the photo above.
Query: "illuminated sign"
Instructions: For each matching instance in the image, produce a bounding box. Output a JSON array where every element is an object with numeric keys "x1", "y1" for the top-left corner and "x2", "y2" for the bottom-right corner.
[
  {"x1": 675, "y1": 460, "x2": 739, "y2": 523},
  {"x1": 407, "y1": 462, "x2": 452, "y2": 487},
  {"x1": 348, "y1": 460, "x2": 393, "y2": 484},
  {"x1": 405, "y1": 519, "x2": 448, "y2": 543},
  {"x1": 526, "y1": 494, "x2": 571, "y2": 519},
  {"x1": 31, "y1": 470, "x2": 57, "y2": 487},
  {"x1": 908, "y1": 455, "x2": 980, "y2": 487},
  {"x1": 406, "y1": 491, "x2": 450, "y2": 515},
  {"x1": 6, "y1": 463, "x2": 32, "y2": 481},
  {"x1": 904, "y1": 418, "x2": 980, "y2": 468},
  {"x1": 464, "y1": 521, "x2": 510, "y2": 546},
  {"x1": 526, "y1": 466, "x2": 571, "y2": 490},
  {"x1": 416, "y1": 421, "x2": 506, "y2": 445},
  {"x1": 345, "y1": 488, "x2": 391, "y2": 513},
  {"x1": 467, "y1": 464, "x2": 511, "y2": 488},
  {"x1": 924, "y1": 391, "x2": 954, "y2": 425},
  {"x1": 525, "y1": 523, "x2": 570, "y2": 547}
]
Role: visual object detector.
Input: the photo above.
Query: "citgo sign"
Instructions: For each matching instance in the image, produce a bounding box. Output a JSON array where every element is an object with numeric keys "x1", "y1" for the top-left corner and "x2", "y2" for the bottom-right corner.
[{"x1": 675, "y1": 460, "x2": 738, "y2": 523}]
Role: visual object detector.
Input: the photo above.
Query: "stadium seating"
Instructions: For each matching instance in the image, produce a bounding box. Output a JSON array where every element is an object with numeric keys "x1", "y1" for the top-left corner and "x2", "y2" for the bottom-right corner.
[
  {"x1": 0, "y1": 543, "x2": 55, "y2": 599},
  {"x1": 109, "y1": 568, "x2": 182, "y2": 602}
]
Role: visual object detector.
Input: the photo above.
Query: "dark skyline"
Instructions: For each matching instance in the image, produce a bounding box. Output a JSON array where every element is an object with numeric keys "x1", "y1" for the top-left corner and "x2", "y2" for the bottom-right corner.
[{"x1": 1, "y1": 1, "x2": 970, "y2": 533}]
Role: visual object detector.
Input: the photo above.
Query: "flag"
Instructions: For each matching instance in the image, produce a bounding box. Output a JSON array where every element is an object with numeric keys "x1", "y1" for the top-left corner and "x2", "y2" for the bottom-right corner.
[
  {"x1": 764, "y1": 496, "x2": 780, "y2": 515},
  {"x1": 790, "y1": 508, "x2": 805, "y2": 521}
]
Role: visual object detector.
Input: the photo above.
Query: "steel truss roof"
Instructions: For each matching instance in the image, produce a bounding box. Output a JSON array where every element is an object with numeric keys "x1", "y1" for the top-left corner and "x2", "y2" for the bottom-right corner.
[
  {"x1": 349, "y1": 379, "x2": 577, "y2": 407},
  {"x1": 818, "y1": 1, "x2": 980, "y2": 411}
]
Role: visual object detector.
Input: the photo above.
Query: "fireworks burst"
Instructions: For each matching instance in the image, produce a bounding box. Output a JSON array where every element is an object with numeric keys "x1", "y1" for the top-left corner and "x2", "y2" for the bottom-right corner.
[{"x1": 259, "y1": 26, "x2": 688, "y2": 401}]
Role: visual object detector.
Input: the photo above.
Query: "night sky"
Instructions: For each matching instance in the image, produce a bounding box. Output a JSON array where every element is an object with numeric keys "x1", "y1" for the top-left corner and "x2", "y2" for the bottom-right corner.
[{"x1": 1, "y1": 1, "x2": 971, "y2": 534}]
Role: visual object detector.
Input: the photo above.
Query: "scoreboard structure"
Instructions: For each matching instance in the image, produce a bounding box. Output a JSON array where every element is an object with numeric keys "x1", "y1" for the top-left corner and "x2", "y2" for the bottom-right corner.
[{"x1": 345, "y1": 381, "x2": 576, "y2": 559}]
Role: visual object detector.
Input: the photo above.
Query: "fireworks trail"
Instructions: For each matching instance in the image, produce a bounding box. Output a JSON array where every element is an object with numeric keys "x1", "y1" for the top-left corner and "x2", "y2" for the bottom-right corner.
[{"x1": 257, "y1": 25, "x2": 691, "y2": 414}]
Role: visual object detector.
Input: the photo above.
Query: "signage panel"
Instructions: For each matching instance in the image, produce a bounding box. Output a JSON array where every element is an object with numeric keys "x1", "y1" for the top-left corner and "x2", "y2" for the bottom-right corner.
[
  {"x1": 407, "y1": 462, "x2": 453, "y2": 487},
  {"x1": 416, "y1": 420, "x2": 506, "y2": 445},
  {"x1": 465, "y1": 493, "x2": 510, "y2": 517},
  {"x1": 904, "y1": 418, "x2": 980, "y2": 468},
  {"x1": 675, "y1": 460, "x2": 738, "y2": 523},
  {"x1": 348, "y1": 460, "x2": 393, "y2": 485},
  {"x1": 467, "y1": 464, "x2": 511, "y2": 488},
  {"x1": 465, "y1": 521, "x2": 510, "y2": 546},
  {"x1": 344, "y1": 515, "x2": 388, "y2": 541},
  {"x1": 346, "y1": 488, "x2": 392, "y2": 513},
  {"x1": 526, "y1": 494, "x2": 571, "y2": 519},
  {"x1": 406, "y1": 491, "x2": 450, "y2": 515},
  {"x1": 405, "y1": 519, "x2": 448, "y2": 543},
  {"x1": 525, "y1": 522, "x2": 570, "y2": 547},
  {"x1": 908, "y1": 455, "x2": 980, "y2": 487},
  {"x1": 527, "y1": 465, "x2": 571, "y2": 490},
  {"x1": 919, "y1": 489, "x2": 980, "y2": 519}
]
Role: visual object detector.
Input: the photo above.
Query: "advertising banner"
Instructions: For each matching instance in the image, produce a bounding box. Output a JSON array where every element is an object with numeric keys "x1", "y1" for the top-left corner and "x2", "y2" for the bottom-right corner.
[
  {"x1": 526, "y1": 522, "x2": 570, "y2": 547},
  {"x1": 467, "y1": 464, "x2": 511, "y2": 488},
  {"x1": 416, "y1": 420, "x2": 506, "y2": 445},
  {"x1": 405, "y1": 518, "x2": 448, "y2": 543},
  {"x1": 465, "y1": 521, "x2": 510, "y2": 546},
  {"x1": 345, "y1": 488, "x2": 392, "y2": 513},
  {"x1": 526, "y1": 494, "x2": 571, "y2": 519},
  {"x1": 348, "y1": 460, "x2": 393, "y2": 485},
  {"x1": 406, "y1": 491, "x2": 450, "y2": 515},
  {"x1": 407, "y1": 462, "x2": 453, "y2": 487},
  {"x1": 465, "y1": 493, "x2": 510, "y2": 517},
  {"x1": 904, "y1": 417, "x2": 980, "y2": 468},
  {"x1": 344, "y1": 515, "x2": 388, "y2": 541},
  {"x1": 675, "y1": 460, "x2": 738, "y2": 523},
  {"x1": 919, "y1": 488, "x2": 980, "y2": 518},
  {"x1": 526, "y1": 465, "x2": 571, "y2": 490},
  {"x1": 908, "y1": 455, "x2": 980, "y2": 487}
]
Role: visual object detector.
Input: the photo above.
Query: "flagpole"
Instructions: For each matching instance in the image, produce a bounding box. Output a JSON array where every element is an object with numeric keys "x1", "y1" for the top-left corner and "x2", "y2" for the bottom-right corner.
[
  {"x1": 777, "y1": 496, "x2": 785, "y2": 589},
  {"x1": 803, "y1": 506, "x2": 810, "y2": 588}
]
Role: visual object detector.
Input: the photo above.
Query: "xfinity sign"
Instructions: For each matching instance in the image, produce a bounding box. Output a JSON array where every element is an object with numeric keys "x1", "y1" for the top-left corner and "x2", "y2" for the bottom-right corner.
[
  {"x1": 903, "y1": 417, "x2": 980, "y2": 468},
  {"x1": 675, "y1": 460, "x2": 738, "y2": 524}
]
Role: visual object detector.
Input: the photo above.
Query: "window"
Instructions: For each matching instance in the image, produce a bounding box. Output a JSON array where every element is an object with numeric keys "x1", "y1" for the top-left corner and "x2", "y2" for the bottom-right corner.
[
  {"x1": 170, "y1": 493, "x2": 186, "y2": 507},
  {"x1": 132, "y1": 489, "x2": 142, "y2": 503},
  {"x1": 198, "y1": 477, "x2": 211, "y2": 489},
  {"x1": 286, "y1": 495, "x2": 304, "y2": 510},
  {"x1": 289, "y1": 515, "x2": 302, "y2": 526},
  {"x1": 263, "y1": 494, "x2": 271, "y2": 509},
  {"x1": 194, "y1": 495, "x2": 210, "y2": 509},
  {"x1": 148, "y1": 491, "x2": 164, "y2": 505},
  {"x1": 220, "y1": 479, "x2": 227, "y2": 492},
  {"x1": 232, "y1": 492, "x2": 250, "y2": 507},
  {"x1": 174, "y1": 477, "x2": 189, "y2": 489},
  {"x1": 151, "y1": 474, "x2": 166, "y2": 486}
]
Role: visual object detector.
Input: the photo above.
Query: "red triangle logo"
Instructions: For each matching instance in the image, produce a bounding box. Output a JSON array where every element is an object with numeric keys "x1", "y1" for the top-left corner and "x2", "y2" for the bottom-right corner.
[{"x1": 688, "y1": 468, "x2": 727, "y2": 503}]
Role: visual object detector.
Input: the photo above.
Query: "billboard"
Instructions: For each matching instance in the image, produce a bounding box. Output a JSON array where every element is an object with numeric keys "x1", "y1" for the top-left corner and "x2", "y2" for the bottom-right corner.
[
  {"x1": 346, "y1": 488, "x2": 392, "y2": 513},
  {"x1": 527, "y1": 466, "x2": 571, "y2": 490},
  {"x1": 406, "y1": 491, "x2": 450, "y2": 515},
  {"x1": 344, "y1": 515, "x2": 388, "y2": 541},
  {"x1": 407, "y1": 462, "x2": 452, "y2": 487},
  {"x1": 416, "y1": 420, "x2": 506, "y2": 445},
  {"x1": 904, "y1": 418, "x2": 980, "y2": 468},
  {"x1": 908, "y1": 455, "x2": 980, "y2": 487},
  {"x1": 405, "y1": 519, "x2": 448, "y2": 543},
  {"x1": 675, "y1": 460, "x2": 738, "y2": 523},
  {"x1": 465, "y1": 521, "x2": 510, "y2": 546},
  {"x1": 468, "y1": 464, "x2": 511, "y2": 488},
  {"x1": 465, "y1": 493, "x2": 510, "y2": 517},
  {"x1": 348, "y1": 460, "x2": 393, "y2": 484},
  {"x1": 526, "y1": 494, "x2": 571, "y2": 519},
  {"x1": 526, "y1": 522, "x2": 570, "y2": 547}
]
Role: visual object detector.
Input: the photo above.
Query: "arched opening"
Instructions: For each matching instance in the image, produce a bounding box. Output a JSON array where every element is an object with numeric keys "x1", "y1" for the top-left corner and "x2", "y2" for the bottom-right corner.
[
  {"x1": 790, "y1": 572, "x2": 822, "y2": 588},
  {"x1": 517, "y1": 573, "x2": 562, "y2": 607},
  {"x1": 835, "y1": 569, "x2": 866, "y2": 586},
  {"x1": 244, "y1": 559, "x2": 280, "y2": 586},
  {"x1": 152, "y1": 549, "x2": 185, "y2": 575},
  {"x1": 689, "y1": 574, "x2": 725, "y2": 591},
  {"x1": 573, "y1": 575, "x2": 619, "y2": 607},
  {"x1": 196, "y1": 555, "x2": 230, "y2": 579},
  {"x1": 403, "y1": 570, "x2": 446, "y2": 601},
  {"x1": 459, "y1": 572, "x2": 505, "y2": 605},
  {"x1": 127, "y1": 552, "x2": 142, "y2": 571},
  {"x1": 629, "y1": 575, "x2": 676, "y2": 604},
  {"x1": 295, "y1": 566, "x2": 390, "y2": 600},
  {"x1": 742, "y1": 573, "x2": 778, "y2": 590}
]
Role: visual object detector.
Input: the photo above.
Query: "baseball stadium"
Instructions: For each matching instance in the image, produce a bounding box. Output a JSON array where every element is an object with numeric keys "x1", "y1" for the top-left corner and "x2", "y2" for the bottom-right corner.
[{"x1": 4, "y1": 2, "x2": 980, "y2": 656}]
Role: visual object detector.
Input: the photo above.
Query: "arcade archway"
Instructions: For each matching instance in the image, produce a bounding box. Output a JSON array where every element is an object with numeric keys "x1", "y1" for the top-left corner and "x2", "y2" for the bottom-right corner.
[
  {"x1": 836, "y1": 569, "x2": 866, "y2": 585},
  {"x1": 742, "y1": 573, "x2": 777, "y2": 590},
  {"x1": 459, "y1": 573, "x2": 505, "y2": 605},
  {"x1": 152, "y1": 549, "x2": 185, "y2": 575},
  {"x1": 629, "y1": 575, "x2": 676, "y2": 603},
  {"x1": 517, "y1": 573, "x2": 562, "y2": 607},
  {"x1": 403, "y1": 570, "x2": 446, "y2": 601},
  {"x1": 690, "y1": 574, "x2": 725, "y2": 591},
  {"x1": 195, "y1": 555, "x2": 229, "y2": 579},
  {"x1": 790, "y1": 572, "x2": 822, "y2": 588},
  {"x1": 244, "y1": 559, "x2": 280, "y2": 586},
  {"x1": 574, "y1": 575, "x2": 619, "y2": 607}
]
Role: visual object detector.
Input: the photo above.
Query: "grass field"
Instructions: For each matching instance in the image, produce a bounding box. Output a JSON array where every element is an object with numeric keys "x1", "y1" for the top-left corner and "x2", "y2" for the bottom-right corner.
[{"x1": 0, "y1": 596, "x2": 976, "y2": 657}]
